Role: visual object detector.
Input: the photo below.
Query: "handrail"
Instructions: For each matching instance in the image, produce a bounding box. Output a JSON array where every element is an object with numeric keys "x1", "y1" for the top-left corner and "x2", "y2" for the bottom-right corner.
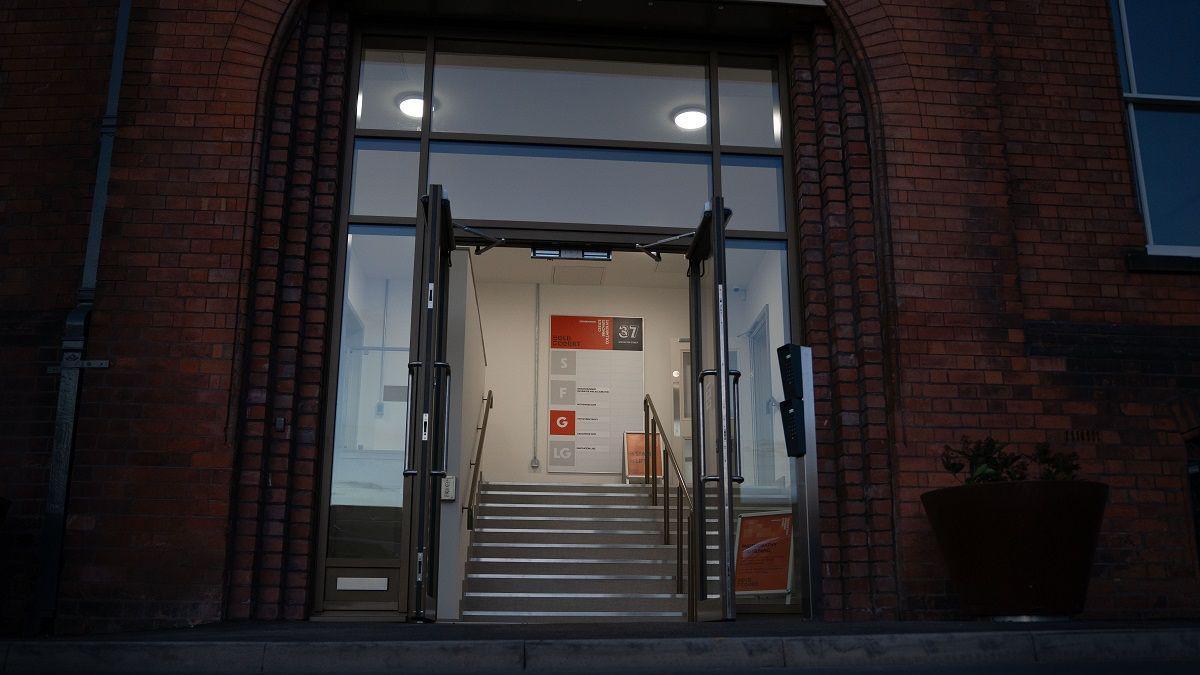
[
  {"x1": 644, "y1": 395, "x2": 692, "y2": 508},
  {"x1": 464, "y1": 390, "x2": 494, "y2": 530},
  {"x1": 644, "y1": 394, "x2": 695, "y2": 621}
]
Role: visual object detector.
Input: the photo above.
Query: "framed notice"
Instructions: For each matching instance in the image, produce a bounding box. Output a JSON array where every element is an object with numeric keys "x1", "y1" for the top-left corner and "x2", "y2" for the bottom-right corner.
[
  {"x1": 623, "y1": 431, "x2": 666, "y2": 482},
  {"x1": 734, "y1": 510, "x2": 794, "y2": 596},
  {"x1": 547, "y1": 315, "x2": 644, "y2": 474}
]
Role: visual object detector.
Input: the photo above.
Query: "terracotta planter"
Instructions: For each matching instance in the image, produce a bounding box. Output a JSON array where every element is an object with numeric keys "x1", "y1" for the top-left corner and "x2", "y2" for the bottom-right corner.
[{"x1": 921, "y1": 480, "x2": 1108, "y2": 618}]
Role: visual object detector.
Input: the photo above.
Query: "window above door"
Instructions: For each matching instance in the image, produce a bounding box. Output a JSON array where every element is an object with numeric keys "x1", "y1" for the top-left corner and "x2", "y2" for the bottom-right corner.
[{"x1": 347, "y1": 34, "x2": 792, "y2": 237}]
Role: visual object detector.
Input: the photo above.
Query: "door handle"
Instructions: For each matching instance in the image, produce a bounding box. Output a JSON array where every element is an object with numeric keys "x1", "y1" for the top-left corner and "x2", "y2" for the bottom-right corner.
[
  {"x1": 698, "y1": 369, "x2": 720, "y2": 483},
  {"x1": 729, "y1": 369, "x2": 744, "y2": 485},
  {"x1": 430, "y1": 362, "x2": 452, "y2": 478},
  {"x1": 403, "y1": 361, "x2": 421, "y2": 477}
]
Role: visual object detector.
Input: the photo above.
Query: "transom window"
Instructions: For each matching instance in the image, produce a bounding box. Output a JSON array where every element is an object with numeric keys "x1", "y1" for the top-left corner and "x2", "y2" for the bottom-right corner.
[
  {"x1": 1109, "y1": 0, "x2": 1200, "y2": 256},
  {"x1": 347, "y1": 37, "x2": 789, "y2": 235}
]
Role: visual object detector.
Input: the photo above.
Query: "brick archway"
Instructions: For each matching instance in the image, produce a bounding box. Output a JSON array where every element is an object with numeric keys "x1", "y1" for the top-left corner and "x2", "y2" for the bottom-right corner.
[{"x1": 220, "y1": 0, "x2": 914, "y2": 623}]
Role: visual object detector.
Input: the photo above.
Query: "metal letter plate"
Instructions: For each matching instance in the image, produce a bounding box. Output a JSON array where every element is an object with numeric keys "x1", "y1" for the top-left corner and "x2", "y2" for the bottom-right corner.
[{"x1": 336, "y1": 577, "x2": 388, "y2": 591}]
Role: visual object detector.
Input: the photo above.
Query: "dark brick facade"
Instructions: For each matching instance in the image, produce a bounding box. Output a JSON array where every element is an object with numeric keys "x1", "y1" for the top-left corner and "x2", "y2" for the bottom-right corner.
[{"x1": 1, "y1": 0, "x2": 1197, "y2": 633}]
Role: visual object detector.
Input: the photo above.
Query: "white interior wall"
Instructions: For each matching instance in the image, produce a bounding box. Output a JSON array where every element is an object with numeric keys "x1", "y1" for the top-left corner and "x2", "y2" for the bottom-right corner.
[
  {"x1": 437, "y1": 249, "x2": 486, "y2": 620},
  {"x1": 475, "y1": 279, "x2": 690, "y2": 484}
]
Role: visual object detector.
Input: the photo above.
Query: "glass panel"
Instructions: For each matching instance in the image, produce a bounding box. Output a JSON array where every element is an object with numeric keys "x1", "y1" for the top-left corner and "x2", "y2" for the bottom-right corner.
[
  {"x1": 432, "y1": 51, "x2": 710, "y2": 144},
  {"x1": 350, "y1": 139, "x2": 420, "y2": 218},
  {"x1": 429, "y1": 141, "x2": 711, "y2": 228},
  {"x1": 722, "y1": 155, "x2": 786, "y2": 232},
  {"x1": 1124, "y1": 0, "x2": 1200, "y2": 97},
  {"x1": 694, "y1": 225, "x2": 725, "y2": 607},
  {"x1": 328, "y1": 228, "x2": 416, "y2": 558},
  {"x1": 357, "y1": 49, "x2": 426, "y2": 132},
  {"x1": 726, "y1": 240, "x2": 802, "y2": 606},
  {"x1": 1134, "y1": 107, "x2": 1200, "y2": 248},
  {"x1": 719, "y1": 64, "x2": 781, "y2": 148}
]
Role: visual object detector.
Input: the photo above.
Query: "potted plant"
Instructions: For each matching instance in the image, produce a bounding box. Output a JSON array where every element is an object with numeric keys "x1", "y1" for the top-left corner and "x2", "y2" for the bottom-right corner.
[{"x1": 921, "y1": 436, "x2": 1108, "y2": 619}]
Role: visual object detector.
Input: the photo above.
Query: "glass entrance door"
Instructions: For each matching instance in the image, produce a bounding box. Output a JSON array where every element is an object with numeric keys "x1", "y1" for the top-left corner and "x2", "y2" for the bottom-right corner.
[
  {"x1": 402, "y1": 184, "x2": 457, "y2": 621},
  {"x1": 686, "y1": 198, "x2": 739, "y2": 620}
]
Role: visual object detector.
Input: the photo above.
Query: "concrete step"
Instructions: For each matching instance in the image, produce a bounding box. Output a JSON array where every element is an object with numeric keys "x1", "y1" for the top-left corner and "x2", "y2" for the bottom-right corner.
[
  {"x1": 466, "y1": 556, "x2": 717, "y2": 574},
  {"x1": 473, "y1": 515, "x2": 668, "y2": 531},
  {"x1": 485, "y1": 482, "x2": 653, "y2": 493},
  {"x1": 478, "y1": 502, "x2": 660, "y2": 516},
  {"x1": 477, "y1": 490, "x2": 653, "y2": 506},
  {"x1": 459, "y1": 608, "x2": 686, "y2": 622},
  {"x1": 471, "y1": 528, "x2": 668, "y2": 545},
  {"x1": 464, "y1": 574, "x2": 679, "y2": 594},
  {"x1": 461, "y1": 592, "x2": 687, "y2": 613},
  {"x1": 468, "y1": 541, "x2": 719, "y2": 559}
]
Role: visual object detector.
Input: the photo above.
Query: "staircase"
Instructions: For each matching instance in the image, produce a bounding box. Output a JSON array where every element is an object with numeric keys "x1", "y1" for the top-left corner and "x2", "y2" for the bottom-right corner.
[{"x1": 460, "y1": 481, "x2": 688, "y2": 622}]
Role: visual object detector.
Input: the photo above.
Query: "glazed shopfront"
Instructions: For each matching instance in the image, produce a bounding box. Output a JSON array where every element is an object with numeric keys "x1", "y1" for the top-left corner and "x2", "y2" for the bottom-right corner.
[{"x1": 313, "y1": 15, "x2": 820, "y2": 621}]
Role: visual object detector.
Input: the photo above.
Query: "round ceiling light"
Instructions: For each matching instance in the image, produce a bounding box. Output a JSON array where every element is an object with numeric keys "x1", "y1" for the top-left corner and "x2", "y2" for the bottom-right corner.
[
  {"x1": 396, "y1": 94, "x2": 427, "y2": 119},
  {"x1": 672, "y1": 107, "x2": 707, "y2": 130}
]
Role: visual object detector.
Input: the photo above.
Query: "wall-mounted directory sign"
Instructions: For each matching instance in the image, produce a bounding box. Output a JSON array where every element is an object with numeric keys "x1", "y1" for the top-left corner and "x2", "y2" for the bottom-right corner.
[
  {"x1": 547, "y1": 315, "x2": 644, "y2": 474},
  {"x1": 734, "y1": 511, "x2": 794, "y2": 595}
]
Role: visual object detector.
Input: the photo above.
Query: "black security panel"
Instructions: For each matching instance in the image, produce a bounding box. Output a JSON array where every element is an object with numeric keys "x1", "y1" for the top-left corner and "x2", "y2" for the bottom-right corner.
[
  {"x1": 778, "y1": 398, "x2": 806, "y2": 458},
  {"x1": 776, "y1": 343, "x2": 810, "y2": 458},
  {"x1": 777, "y1": 343, "x2": 807, "y2": 401}
]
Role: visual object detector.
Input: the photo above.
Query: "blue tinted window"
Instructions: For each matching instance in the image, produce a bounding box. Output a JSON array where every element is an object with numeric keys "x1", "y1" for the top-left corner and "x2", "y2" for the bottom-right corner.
[
  {"x1": 722, "y1": 155, "x2": 786, "y2": 232},
  {"x1": 1124, "y1": 0, "x2": 1200, "y2": 96},
  {"x1": 350, "y1": 139, "x2": 421, "y2": 217},
  {"x1": 429, "y1": 142, "x2": 712, "y2": 228},
  {"x1": 1133, "y1": 108, "x2": 1200, "y2": 248}
]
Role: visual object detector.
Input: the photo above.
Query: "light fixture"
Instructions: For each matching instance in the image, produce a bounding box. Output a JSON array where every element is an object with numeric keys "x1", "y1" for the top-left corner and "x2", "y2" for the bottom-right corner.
[
  {"x1": 356, "y1": 92, "x2": 363, "y2": 119},
  {"x1": 395, "y1": 93, "x2": 434, "y2": 119},
  {"x1": 672, "y1": 106, "x2": 707, "y2": 130}
]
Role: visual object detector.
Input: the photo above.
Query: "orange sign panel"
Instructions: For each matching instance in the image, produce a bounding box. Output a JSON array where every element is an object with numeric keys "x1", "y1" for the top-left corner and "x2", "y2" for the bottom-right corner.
[
  {"x1": 735, "y1": 512, "x2": 793, "y2": 595},
  {"x1": 550, "y1": 315, "x2": 613, "y2": 351},
  {"x1": 623, "y1": 431, "x2": 666, "y2": 480},
  {"x1": 549, "y1": 410, "x2": 576, "y2": 436}
]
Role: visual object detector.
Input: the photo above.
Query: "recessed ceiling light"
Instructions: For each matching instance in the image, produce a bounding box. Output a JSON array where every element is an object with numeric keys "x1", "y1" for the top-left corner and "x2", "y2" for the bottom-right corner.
[
  {"x1": 672, "y1": 107, "x2": 707, "y2": 130},
  {"x1": 397, "y1": 95, "x2": 424, "y2": 118}
]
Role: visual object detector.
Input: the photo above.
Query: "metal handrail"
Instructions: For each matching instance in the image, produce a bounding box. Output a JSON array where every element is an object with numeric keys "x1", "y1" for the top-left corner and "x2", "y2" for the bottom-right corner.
[
  {"x1": 644, "y1": 395, "x2": 692, "y2": 508},
  {"x1": 464, "y1": 390, "x2": 494, "y2": 530},
  {"x1": 644, "y1": 394, "x2": 695, "y2": 620}
]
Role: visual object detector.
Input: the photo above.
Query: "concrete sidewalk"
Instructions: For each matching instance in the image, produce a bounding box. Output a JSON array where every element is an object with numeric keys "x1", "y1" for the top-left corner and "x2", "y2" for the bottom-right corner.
[{"x1": 3, "y1": 620, "x2": 1199, "y2": 673}]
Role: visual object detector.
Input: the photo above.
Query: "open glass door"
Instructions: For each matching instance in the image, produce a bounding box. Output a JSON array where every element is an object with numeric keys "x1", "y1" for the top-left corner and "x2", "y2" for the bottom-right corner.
[
  {"x1": 686, "y1": 198, "x2": 741, "y2": 621},
  {"x1": 402, "y1": 184, "x2": 456, "y2": 621}
]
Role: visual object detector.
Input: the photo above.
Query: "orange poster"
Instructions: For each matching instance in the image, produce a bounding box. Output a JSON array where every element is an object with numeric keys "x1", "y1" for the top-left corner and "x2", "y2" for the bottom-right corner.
[
  {"x1": 623, "y1": 431, "x2": 666, "y2": 481},
  {"x1": 735, "y1": 511, "x2": 793, "y2": 595}
]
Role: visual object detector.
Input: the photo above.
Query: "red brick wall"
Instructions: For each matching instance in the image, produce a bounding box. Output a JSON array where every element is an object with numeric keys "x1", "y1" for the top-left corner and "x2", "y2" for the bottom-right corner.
[
  {"x1": 1, "y1": 0, "x2": 1197, "y2": 633},
  {"x1": 0, "y1": 0, "x2": 303, "y2": 633},
  {"x1": 226, "y1": 1, "x2": 347, "y2": 622},
  {"x1": 818, "y1": 0, "x2": 1200, "y2": 618},
  {"x1": 0, "y1": 0, "x2": 118, "y2": 634}
]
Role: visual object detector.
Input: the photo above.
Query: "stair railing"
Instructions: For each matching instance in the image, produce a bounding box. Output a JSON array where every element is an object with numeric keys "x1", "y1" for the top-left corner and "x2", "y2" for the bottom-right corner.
[
  {"x1": 464, "y1": 390, "x2": 494, "y2": 530},
  {"x1": 643, "y1": 394, "x2": 695, "y2": 621}
]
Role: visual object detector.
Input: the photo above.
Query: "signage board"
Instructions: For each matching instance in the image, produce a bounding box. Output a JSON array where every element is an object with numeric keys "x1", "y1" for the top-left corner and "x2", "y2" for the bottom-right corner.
[
  {"x1": 623, "y1": 431, "x2": 666, "y2": 482},
  {"x1": 734, "y1": 510, "x2": 794, "y2": 595},
  {"x1": 547, "y1": 315, "x2": 645, "y2": 474}
]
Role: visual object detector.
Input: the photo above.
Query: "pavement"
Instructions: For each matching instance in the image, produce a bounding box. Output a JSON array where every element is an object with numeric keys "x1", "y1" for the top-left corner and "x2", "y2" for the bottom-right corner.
[{"x1": 3, "y1": 618, "x2": 1199, "y2": 673}]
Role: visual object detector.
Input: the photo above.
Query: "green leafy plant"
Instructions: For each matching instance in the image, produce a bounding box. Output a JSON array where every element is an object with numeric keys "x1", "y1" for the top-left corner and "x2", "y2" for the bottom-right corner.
[{"x1": 941, "y1": 436, "x2": 1079, "y2": 485}]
